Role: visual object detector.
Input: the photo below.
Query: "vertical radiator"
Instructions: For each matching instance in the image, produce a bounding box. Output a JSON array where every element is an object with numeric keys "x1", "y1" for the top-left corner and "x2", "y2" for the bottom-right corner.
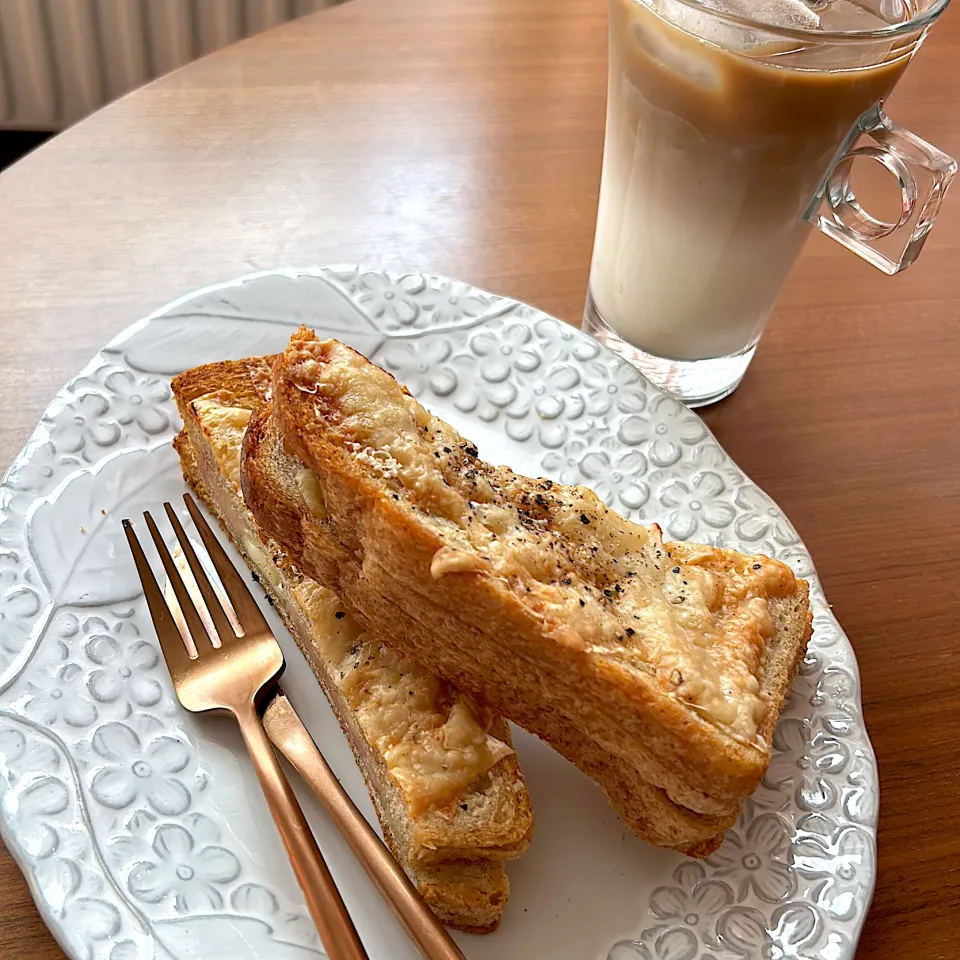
[{"x1": 0, "y1": 0, "x2": 336, "y2": 130}]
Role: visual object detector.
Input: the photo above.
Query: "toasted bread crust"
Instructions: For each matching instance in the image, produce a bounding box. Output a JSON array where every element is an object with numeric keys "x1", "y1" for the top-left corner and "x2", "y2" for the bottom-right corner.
[{"x1": 248, "y1": 330, "x2": 811, "y2": 846}]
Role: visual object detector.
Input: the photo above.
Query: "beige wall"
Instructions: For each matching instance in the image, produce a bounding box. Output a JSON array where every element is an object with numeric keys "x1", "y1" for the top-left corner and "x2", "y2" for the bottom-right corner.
[{"x1": 0, "y1": 0, "x2": 339, "y2": 129}]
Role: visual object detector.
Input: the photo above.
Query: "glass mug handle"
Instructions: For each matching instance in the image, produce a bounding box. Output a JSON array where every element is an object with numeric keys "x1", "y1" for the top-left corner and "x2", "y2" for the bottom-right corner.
[{"x1": 804, "y1": 102, "x2": 957, "y2": 275}]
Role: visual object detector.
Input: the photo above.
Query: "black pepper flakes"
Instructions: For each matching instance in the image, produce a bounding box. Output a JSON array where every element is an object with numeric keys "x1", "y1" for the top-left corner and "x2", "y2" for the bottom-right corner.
[
  {"x1": 603, "y1": 589, "x2": 613, "y2": 598},
  {"x1": 579, "y1": 599, "x2": 585, "y2": 607},
  {"x1": 335, "y1": 611, "x2": 345, "y2": 620},
  {"x1": 753, "y1": 563, "x2": 762, "y2": 570},
  {"x1": 625, "y1": 627, "x2": 635, "y2": 636},
  {"x1": 460, "y1": 803, "x2": 469, "y2": 811},
  {"x1": 464, "y1": 445, "x2": 479, "y2": 458},
  {"x1": 672, "y1": 567, "x2": 680, "y2": 574},
  {"x1": 580, "y1": 513, "x2": 590, "y2": 524}
]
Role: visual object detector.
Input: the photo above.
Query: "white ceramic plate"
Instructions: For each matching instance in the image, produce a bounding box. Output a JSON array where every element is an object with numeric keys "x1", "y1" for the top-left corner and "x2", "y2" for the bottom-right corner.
[{"x1": 0, "y1": 267, "x2": 876, "y2": 960}]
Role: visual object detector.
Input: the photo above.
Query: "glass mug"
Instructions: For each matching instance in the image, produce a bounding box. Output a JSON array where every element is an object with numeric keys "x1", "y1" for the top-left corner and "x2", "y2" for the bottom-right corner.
[{"x1": 583, "y1": 0, "x2": 955, "y2": 406}]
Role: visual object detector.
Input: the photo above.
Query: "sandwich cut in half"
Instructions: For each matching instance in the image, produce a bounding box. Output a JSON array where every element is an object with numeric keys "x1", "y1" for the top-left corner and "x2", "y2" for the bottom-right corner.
[
  {"x1": 244, "y1": 329, "x2": 812, "y2": 853},
  {"x1": 171, "y1": 357, "x2": 534, "y2": 934}
]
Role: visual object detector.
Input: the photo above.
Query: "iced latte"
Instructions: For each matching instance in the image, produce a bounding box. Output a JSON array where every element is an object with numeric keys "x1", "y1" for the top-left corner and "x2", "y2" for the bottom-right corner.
[{"x1": 585, "y1": 0, "x2": 948, "y2": 403}]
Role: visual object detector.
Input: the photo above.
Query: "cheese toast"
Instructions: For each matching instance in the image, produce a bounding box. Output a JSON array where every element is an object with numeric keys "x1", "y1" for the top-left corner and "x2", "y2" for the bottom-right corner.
[
  {"x1": 243, "y1": 403, "x2": 740, "y2": 853},
  {"x1": 246, "y1": 330, "x2": 811, "y2": 841},
  {"x1": 171, "y1": 358, "x2": 533, "y2": 933}
]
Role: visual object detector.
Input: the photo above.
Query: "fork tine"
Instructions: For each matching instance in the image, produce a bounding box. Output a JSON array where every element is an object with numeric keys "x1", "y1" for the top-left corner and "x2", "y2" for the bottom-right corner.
[
  {"x1": 144, "y1": 510, "x2": 215, "y2": 652},
  {"x1": 164, "y1": 502, "x2": 239, "y2": 642},
  {"x1": 183, "y1": 493, "x2": 271, "y2": 633},
  {"x1": 123, "y1": 519, "x2": 195, "y2": 678}
]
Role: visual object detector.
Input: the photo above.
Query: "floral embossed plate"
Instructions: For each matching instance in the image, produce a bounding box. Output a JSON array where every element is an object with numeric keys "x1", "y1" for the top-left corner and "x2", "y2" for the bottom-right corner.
[{"x1": 0, "y1": 267, "x2": 876, "y2": 960}]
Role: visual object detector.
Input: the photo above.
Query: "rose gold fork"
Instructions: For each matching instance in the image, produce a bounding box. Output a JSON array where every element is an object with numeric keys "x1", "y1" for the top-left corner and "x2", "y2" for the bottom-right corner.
[{"x1": 123, "y1": 496, "x2": 368, "y2": 960}]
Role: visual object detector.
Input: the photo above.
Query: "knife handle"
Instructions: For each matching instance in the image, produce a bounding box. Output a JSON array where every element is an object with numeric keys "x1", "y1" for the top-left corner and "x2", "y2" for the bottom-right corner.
[{"x1": 263, "y1": 694, "x2": 467, "y2": 960}]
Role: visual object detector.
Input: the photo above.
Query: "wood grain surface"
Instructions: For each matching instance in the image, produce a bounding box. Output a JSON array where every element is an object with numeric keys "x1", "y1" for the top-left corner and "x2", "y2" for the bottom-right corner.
[{"x1": 0, "y1": 0, "x2": 958, "y2": 957}]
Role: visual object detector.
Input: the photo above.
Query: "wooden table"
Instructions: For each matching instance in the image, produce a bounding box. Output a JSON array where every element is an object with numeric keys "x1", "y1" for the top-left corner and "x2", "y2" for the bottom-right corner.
[{"x1": 1, "y1": 0, "x2": 958, "y2": 956}]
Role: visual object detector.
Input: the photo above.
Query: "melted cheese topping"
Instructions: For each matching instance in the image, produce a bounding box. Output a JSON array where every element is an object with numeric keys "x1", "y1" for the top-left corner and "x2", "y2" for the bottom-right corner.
[
  {"x1": 192, "y1": 398, "x2": 251, "y2": 490},
  {"x1": 285, "y1": 340, "x2": 801, "y2": 742},
  {"x1": 293, "y1": 582, "x2": 513, "y2": 816},
  {"x1": 191, "y1": 393, "x2": 513, "y2": 813},
  {"x1": 290, "y1": 343, "x2": 469, "y2": 523},
  {"x1": 296, "y1": 468, "x2": 327, "y2": 520}
]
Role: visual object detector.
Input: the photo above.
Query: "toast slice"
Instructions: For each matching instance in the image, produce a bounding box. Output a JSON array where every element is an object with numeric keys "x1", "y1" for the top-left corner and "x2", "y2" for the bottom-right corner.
[
  {"x1": 243, "y1": 403, "x2": 739, "y2": 854},
  {"x1": 171, "y1": 358, "x2": 533, "y2": 933},
  {"x1": 250, "y1": 330, "x2": 811, "y2": 835}
]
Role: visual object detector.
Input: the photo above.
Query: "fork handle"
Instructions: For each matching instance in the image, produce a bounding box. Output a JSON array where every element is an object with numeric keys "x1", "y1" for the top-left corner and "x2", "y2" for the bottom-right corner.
[
  {"x1": 263, "y1": 693, "x2": 467, "y2": 960},
  {"x1": 234, "y1": 700, "x2": 369, "y2": 960}
]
